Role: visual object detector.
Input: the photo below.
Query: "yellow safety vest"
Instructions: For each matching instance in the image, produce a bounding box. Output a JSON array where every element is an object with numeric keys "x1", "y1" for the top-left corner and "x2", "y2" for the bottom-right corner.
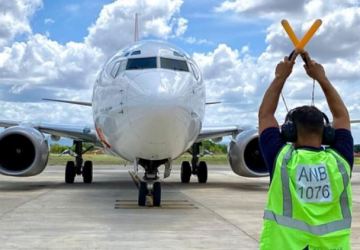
[{"x1": 260, "y1": 144, "x2": 352, "y2": 250}]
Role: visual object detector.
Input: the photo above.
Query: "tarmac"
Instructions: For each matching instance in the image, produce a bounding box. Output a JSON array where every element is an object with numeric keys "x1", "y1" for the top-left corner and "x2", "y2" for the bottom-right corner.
[{"x1": 0, "y1": 164, "x2": 359, "y2": 250}]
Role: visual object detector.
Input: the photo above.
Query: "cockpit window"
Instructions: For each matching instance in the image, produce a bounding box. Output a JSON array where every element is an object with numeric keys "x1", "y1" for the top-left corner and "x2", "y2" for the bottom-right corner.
[
  {"x1": 160, "y1": 57, "x2": 189, "y2": 72},
  {"x1": 189, "y1": 62, "x2": 200, "y2": 80},
  {"x1": 126, "y1": 57, "x2": 157, "y2": 70},
  {"x1": 110, "y1": 60, "x2": 126, "y2": 78},
  {"x1": 131, "y1": 50, "x2": 141, "y2": 55},
  {"x1": 173, "y1": 51, "x2": 184, "y2": 57}
]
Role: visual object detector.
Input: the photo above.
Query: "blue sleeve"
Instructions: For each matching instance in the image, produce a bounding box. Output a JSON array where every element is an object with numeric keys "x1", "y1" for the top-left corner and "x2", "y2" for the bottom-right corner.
[
  {"x1": 259, "y1": 127, "x2": 286, "y2": 182},
  {"x1": 331, "y1": 129, "x2": 353, "y2": 171}
]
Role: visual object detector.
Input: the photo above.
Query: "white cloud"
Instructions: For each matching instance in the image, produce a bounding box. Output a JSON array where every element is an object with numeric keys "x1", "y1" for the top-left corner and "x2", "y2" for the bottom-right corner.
[
  {"x1": 215, "y1": 0, "x2": 305, "y2": 18},
  {"x1": 85, "y1": 0, "x2": 187, "y2": 57},
  {"x1": 0, "y1": 0, "x2": 189, "y2": 124},
  {"x1": 2, "y1": 0, "x2": 360, "y2": 142},
  {"x1": 193, "y1": 44, "x2": 265, "y2": 127},
  {"x1": 0, "y1": 0, "x2": 42, "y2": 47},
  {"x1": 44, "y1": 18, "x2": 54, "y2": 25},
  {"x1": 0, "y1": 100, "x2": 92, "y2": 125},
  {"x1": 183, "y1": 36, "x2": 213, "y2": 45},
  {"x1": 0, "y1": 34, "x2": 103, "y2": 102},
  {"x1": 203, "y1": 0, "x2": 360, "y2": 141},
  {"x1": 175, "y1": 17, "x2": 188, "y2": 36}
]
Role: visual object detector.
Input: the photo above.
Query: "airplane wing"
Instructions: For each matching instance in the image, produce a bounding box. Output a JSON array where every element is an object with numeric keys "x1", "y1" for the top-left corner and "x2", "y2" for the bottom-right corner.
[
  {"x1": 43, "y1": 98, "x2": 92, "y2": 106},
  {"x1": 196, "y1": 125, "x2": 242, "y2": 142},
  {"x1": 0, "y1": 120, "x2": 99, "y2": 144}
]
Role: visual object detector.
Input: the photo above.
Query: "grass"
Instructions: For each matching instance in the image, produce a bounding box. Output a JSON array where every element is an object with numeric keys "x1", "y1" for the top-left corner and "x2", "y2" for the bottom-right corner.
[
  {"x1": 355, "y1": 157, "x2": 360, "y2": 165},
  {"x1": 47, "y1": 153, "x2": 229, "y2": 166},
  {"x1": 49, "y1": 154, "x2": 360, "y2": 166}
]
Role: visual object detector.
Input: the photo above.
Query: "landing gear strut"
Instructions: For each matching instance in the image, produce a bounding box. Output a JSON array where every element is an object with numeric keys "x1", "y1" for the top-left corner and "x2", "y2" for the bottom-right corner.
[
  {"x1": 65, "y1": 140, "x2": 94, "y2": 184},
  {"x1": 137, "y1": 159, "x2": 165, "y2": 207},
  {"x1": 181, "y1": 143, "x2": 208, "y2": 183}
]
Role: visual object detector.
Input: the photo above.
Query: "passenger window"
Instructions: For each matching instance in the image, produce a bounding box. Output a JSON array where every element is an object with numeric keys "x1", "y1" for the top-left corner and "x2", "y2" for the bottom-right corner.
[
  {"x1": 160, "y1": 58, "x2": 189, "y2": 72},
  {"x1": 126, "y1": 57, "x2": 157, "y2": 70}
]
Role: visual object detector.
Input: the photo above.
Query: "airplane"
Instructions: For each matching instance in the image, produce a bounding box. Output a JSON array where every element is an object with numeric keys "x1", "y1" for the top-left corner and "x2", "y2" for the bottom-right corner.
[{"x1": 0, "y1": 40, "x2": 268, "y2": 206}]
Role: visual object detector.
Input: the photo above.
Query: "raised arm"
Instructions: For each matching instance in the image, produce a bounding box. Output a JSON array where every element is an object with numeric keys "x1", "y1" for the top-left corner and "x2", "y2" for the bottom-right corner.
[
  {"x1": 258, "y1": 54, "x2": 297, "y2": 134},
  {"x1": 302, "y1": 52, "x2": 350, "y2": 130}
]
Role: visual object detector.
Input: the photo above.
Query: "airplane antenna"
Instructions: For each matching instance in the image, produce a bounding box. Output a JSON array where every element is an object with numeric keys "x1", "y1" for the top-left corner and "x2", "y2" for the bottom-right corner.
[{"x1": 134, "y1": 13, "x2": 139, "y2": 42}]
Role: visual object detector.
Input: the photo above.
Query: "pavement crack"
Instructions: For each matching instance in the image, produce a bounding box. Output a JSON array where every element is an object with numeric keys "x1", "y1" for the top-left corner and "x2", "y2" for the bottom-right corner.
[
  {"x1": 0, "y1": 189, "x2": 52, "y2": 221},
  {"x1": 181, "y1": 192, "x2": 259, "y2": 244}
]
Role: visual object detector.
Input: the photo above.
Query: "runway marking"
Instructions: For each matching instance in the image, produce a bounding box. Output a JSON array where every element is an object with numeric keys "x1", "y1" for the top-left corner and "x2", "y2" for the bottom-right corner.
[{"x1": 114, "y1": 199, "x2": 198, "y2": 209}]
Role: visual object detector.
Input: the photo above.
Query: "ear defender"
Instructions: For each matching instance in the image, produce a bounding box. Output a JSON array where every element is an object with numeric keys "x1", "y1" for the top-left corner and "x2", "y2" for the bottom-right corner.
[
  {"x1": 281, "y1": 109, "x2": 297, "y2": 142},
  {"x1": 280, "y1": 109, "x2": 335, "y2": 145},
  {"x1": 321, "y1": 112, "x2": 335, "y2": 145}
]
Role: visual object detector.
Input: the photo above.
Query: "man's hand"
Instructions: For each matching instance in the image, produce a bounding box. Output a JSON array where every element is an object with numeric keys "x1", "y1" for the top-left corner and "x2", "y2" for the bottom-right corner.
[
  {"x1": 301, "y1": 51, "x2": 350, "y2": 130},
  {"x1": 302, "y1": 51, "x2": 327, "y2": 82},
  {"x1": 275, "y1": 53, "x2": 298, "y2": 81},
  {"x1": 258, "y1": 52, "x2": 299, "y2": 134}
]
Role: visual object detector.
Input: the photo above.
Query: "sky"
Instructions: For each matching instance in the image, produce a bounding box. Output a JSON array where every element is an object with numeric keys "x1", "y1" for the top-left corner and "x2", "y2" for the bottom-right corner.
[{"x1": 1, "y1": 0, "x2": 360, "y2": 142}]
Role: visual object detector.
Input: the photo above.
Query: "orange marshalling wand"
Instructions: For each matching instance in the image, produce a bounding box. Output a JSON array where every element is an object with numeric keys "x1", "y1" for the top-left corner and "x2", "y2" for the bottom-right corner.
[{"x1": 281, "y1": 19, "x2": 322, "y2": 50}]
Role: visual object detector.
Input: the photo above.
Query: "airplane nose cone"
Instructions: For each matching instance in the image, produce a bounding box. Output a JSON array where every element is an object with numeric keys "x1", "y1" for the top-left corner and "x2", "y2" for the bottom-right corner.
[{"x1": 124, "y1": 70, "x2": 200, "y2": 159}]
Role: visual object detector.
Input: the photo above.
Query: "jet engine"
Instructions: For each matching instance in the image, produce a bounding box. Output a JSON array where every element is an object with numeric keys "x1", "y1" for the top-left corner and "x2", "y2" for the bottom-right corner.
[
  {"x1": 0, "y1": 126, "x2": 49, "y2": 176},
  {"x1": 227, "y1": 129, "x2": 268, "y2": 177}
]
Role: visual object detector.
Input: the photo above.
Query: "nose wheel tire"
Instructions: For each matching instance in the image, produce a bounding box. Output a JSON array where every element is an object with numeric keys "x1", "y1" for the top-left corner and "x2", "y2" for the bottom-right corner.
[
  {"x1": 152, "y1": 182, "x2": 161, "y2": 207},
  {"x1": 197, "y1": 161, "x2": 208, "y2": 183},
  {"x1": 65, "y1": 161, "x2": 76, "y2": 184},
  {"x1": 181, "y1": 161, "x2": 192, "y2": 183},
  {"x1": 138, "y1": 181, "x2": 162, "y2": 207},
  {"x1": 82, "y1": 161, "x2": 93, "y2": 183},
  {"x1": 138, "y1": 182, "x2": 148, "y2": 206}
]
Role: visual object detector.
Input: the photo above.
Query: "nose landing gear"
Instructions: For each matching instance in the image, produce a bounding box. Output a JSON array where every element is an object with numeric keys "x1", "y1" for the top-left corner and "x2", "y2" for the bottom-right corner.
[
  {"x1": 138, "y1": 181, "x2": 161, "y2": 207},
  {"x1": 137, "y1": 159, "x2": 166, "y2": 207}
]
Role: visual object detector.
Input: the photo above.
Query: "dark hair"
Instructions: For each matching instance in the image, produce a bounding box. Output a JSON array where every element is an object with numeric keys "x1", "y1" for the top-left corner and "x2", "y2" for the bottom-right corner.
[{"x1": 291, "y1": 106, "x2": 324, "y2": 136}]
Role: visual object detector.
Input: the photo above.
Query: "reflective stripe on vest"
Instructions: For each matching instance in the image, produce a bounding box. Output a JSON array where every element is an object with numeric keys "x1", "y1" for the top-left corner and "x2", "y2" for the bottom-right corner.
[
  {"x1": 264, "y1": 210, "x2": 351, "y2": 236},
  {"x1": 264, "y1": 146, "x2": 352, "y2": 235}
]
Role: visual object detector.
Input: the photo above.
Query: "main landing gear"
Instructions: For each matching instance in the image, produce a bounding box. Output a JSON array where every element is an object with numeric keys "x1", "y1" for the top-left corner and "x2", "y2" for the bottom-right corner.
[
  {"x1": 181, "y1": 143, "x2": 208, "y2": 184},
  {"x1": 137, "y1": 159, "x2": 167, "y2": 207},
  {"x1": 65, "y1": 140, "x2": 94, "y2": 184}
]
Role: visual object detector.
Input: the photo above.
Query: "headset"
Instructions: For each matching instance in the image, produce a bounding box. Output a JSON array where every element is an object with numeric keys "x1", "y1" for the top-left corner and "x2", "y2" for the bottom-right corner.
[{"x1": 281, "y1": 107, "x2": 335, "y2": 145}]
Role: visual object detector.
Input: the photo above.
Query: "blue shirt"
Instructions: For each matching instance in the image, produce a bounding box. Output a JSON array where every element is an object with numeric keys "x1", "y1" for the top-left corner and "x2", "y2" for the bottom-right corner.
[{"x1": 259, "y1": 127, "x2": 353, "y2": 182}]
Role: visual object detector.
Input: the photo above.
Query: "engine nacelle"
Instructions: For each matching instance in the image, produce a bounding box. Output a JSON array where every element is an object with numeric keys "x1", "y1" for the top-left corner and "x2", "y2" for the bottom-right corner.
[
  {"x1": 0, "y1": 126, "x2": 49, "y2": 176},
  {"x1": 227, "y1": 129, "x2": 268, "y2": 177}
]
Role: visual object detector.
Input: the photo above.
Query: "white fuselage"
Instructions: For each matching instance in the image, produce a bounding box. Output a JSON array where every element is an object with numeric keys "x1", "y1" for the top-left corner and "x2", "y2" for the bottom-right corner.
[{"x1": 92, "y1": 41, "x2": 205, "y2": 162}]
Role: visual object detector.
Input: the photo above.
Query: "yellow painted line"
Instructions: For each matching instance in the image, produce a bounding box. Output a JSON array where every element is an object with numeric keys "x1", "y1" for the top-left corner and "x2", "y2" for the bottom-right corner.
[
  {"x1": 296, "y1": 19, "x2": 322, "y2": 49},
  {"x1": 281, "y1": 20, "x2": 299, "y2": 47}
]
